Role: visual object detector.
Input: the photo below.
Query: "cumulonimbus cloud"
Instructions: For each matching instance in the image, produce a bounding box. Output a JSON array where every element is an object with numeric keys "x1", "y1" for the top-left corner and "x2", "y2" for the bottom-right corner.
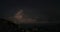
[
  {"x1": 7, "y1": 9, "x2": 48, "y2": 24},
  {"x1": 8, "y1": 9, "x2": 37, "y2": 24}
]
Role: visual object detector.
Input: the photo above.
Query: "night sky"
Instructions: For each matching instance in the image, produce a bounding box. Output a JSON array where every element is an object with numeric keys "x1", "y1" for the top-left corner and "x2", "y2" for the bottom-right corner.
[{"x1": 0, "y1": 0, "x2": 60, "y2": 22}]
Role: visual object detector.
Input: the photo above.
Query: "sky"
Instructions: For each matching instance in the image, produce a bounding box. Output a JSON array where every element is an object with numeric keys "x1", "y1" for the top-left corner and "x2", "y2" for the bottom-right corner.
[{"x1": 0, "y1": 0, "x2": 60, "y2": 22}]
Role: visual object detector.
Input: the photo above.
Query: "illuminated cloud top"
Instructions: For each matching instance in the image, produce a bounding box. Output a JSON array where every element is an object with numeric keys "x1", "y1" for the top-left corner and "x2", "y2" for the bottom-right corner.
[{"x1": 8, "y1": 9, "x2": 37, "y2": 24}]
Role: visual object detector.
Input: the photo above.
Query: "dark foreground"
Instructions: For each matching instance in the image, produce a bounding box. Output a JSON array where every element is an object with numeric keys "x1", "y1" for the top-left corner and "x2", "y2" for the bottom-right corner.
[{"x1": 0, "y1": 18, "x2": 59, "y2": 32}]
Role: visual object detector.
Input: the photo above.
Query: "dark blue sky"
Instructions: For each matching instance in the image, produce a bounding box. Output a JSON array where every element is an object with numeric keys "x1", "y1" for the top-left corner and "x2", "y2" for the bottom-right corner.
[{"x1": 0, "y1": 0, "x2": 60, "y2": 19}]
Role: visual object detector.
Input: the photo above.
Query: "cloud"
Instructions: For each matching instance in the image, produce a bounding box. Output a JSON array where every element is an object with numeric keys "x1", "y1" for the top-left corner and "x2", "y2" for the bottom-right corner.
[{"x1": 8, "y1": 9, "x2": 37, "y2": 24}]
